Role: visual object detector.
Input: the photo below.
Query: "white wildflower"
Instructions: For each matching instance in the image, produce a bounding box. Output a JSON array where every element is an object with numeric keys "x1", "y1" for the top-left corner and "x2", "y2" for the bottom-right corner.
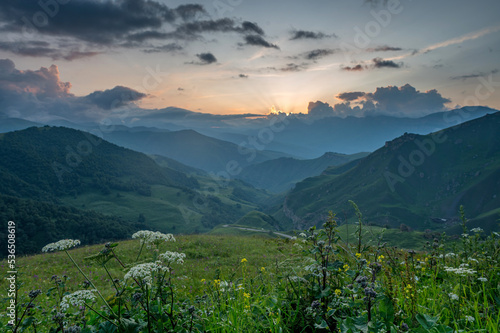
[
  {"x1": 444, "y1": 266, "x2": 476, "y2": 276},
  {"x1": 465, "y1": 316, "x2": 474, "y2": 322},
  {"x1": 299, "y1": 233, "x2": 307, "y2": 238},
  {"x1": 159, "y1": 251, "x2": 186, "y2": 265},
  {"x1": 448, "y1": 293, "x2": 459, "y2": 301},
  {"x1": 42, "y1": 239, "x2": 81, "y2": 252},
  {"x1": 477, "y1": 277, "x2": 487, "y2": 282},
  {"x1": 461, "y1": 233, "x2": 469, "y2": 238},
  {"x1": 445, "y1": 253, "x2": 456, "y2": 258},
  {"x1": 124, "y1": 261, "x2": 168, "y2": 286},
  {"x1": 468, "y1": 258, "x2": 478, "y2": 263},
  {"x1": 132, "y1": 230, "x2": 175, "y2": 248},
  {"x1": 470, "y1": 227, "x2": 483, "y2": 233},
  {"x1": 60, "y1": 290, "x2": 96, "y2": 312},
  {"x1": 290, "y1": 236, "x2": 297, "y2": 240}
]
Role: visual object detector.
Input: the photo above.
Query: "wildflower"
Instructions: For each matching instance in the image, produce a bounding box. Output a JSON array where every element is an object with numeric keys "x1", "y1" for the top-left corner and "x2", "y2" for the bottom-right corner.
[
  {"x1": 241, "y1": 258, "x2": 247, "y2": 263},
  {"x1": 29, "y1": 289, "x2": 42, "y2": 299},
  {"x1": 343, "y1": 264, "x2": 349, "y2": 271},
  {"x1": 448, "y1": 293, "x2": 459, "y2": 301},
  {"x1": 470, "y1": 227, "x2": 483, "y2": 233},
  {"x1": 377, "y1": 255, "x2": 385, "y2": 261},
  {"x1": 159, "y1": 251, "x2": 186, "y2": 265},
  {"x1": 64, "y1": 326, "x2": 82, "y2": 333},
  {"x1": 355, "y1": 253, "x2": 362, "y2": 259},
  {"x1": 60, "y1": 290, "x2": 96, "y2": 312},
  {"x1": 42, "y1": 239, "x2": 81, "y2": 252},
  {"x1": 444, "y1": 266, "x2": 476, "y2": 276},
  {"x1": 260, "y1": 267, "x2": 265, "y2": 273},
  {"x1": 290, "y1": 236, "x2": 297, "y2": 240},
  {"x1": 124, "y1": 262, "x2": 167, "y2": 286},
  {"x1": 243, "y1": 292, "x2": 250, "y2": 298},
  {"x1": 132, "y1": 230, "x2": 175, "y2": 248},
  {"x1": 465, "y1": 316, "x2": 475, "y2": 322},
  {"x1": 478, "y1": 277, "x2": 487, "y2": 282},
  {"x1": 334, "y1": 289, "x2": 341, "y2": 296},
  {"x1": 299, "y1": 232, "x2": 307, "y2": 238},
  {"x1": 364, "y1": 287, "x2": 377, "y2": 298},
  {"x1": 201, "y1": 279, "x2": 206, "y2": 283},
  {"x1": 462, "y1": 233, "x2": 469, "y2": 238}
]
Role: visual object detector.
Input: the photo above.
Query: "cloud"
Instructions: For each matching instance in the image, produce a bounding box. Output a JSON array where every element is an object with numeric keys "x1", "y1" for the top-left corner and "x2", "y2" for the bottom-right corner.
[
  {"x1": 450, "y1": 69, "x2": 498, "y2": 81},
  {"x1": 241, "y1": 35, "x2": 279, "y2": 49},
  {"x1": 341, "y1": 64, "x2": 365, "y2": 71},
  {"x1": 336, "y1": 92, "x2": 366, "y2": 101},
  {"x1": 195, "y1": 52, "x2": 217, "y2": 65},
  {"x1": 175, "y1": 4, "x2": 206, "y2": 21},
  {"x1": 84, "y1": 86, "x2": 146, "y2": 110},
  {"x1": 366, "y1": 45, "x2": 402, "y2": 52},
  {"x1": 238, "y1": 74, "x2": 249, "y2": 78},
  {"x1": 328, "y1": 84, "x2": 451, "y2": 117},
  {"x1": 304, "y1": 49, "x2": 337, "y2": 60},
  {"x1": 0, "y1": 41, "x2": 100, "y2": 61},
  {"x1": 0, "y1": 59, "x2": 148, "y2": 121},
  {"x1": 0, "y1": 0, "x2": 177, "y2": 45},
  {"x1": 142, "y1": 43, "x2": 183, "y2": 53},
  {"x1": 307, "y1": 101, "x2": 334, "y2": 118},
  {"x1": 372, "y1": 57, "x2": 402, "y2": 68},
  {"x1": 241, "y1": 21, "x2": 265, "y2": 35},
  {"x1": 289, "y1": 30, "x2": 335, "y2": 40}
]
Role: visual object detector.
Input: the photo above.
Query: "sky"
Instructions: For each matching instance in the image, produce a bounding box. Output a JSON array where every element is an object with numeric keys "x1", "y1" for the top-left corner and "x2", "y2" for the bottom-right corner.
[{"x1": 0, "y1": 0, "x2": 499, "y2": 123}]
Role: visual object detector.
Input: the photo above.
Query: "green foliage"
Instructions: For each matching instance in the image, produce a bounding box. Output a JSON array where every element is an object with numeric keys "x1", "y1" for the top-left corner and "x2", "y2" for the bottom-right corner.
[{"x1": 2, "y1": 206, "x2": 498, "y2": 332}]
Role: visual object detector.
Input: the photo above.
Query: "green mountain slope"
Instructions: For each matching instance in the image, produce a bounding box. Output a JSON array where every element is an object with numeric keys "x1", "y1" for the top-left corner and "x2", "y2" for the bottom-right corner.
[
  {"x1": 0, "y1": 126, "x2": 273, "y2": 255},
  {"x1": 238, "y1": 152, "x2": 369, "y2": 193},
  {"x1": 279, "y1": 112, "x2": 500, "y2": 233},
  {"x1": 102, "y1": 128, "x2": 290, "y2": 172}
]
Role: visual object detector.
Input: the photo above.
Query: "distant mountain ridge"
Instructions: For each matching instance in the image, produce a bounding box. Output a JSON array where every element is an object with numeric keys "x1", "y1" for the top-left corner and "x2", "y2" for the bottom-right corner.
[
  {"x1": 238, "y1": 152, "x2": 369, "y2": 193},
  {"x1": 277, "y1": 112, "x2": 500, "y2": 233}
]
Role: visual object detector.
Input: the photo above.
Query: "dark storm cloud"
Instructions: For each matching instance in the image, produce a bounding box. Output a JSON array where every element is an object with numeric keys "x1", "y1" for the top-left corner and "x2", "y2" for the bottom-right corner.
[
  {"x1": 84, "y1": 86, "x2": 147, "y2": 110},
  {"x1": 304, "y1": 49, "x2": 337, "y2": 60},
  {"x1": 341, "y1": 64, "x2": 365, "y2": 71},
  {"x1": 450, "y1": 69, "x2": 498, "y2": 81},
  {"x1": 239, "y1": 74, "x2": 249, "y2": 78},
  {"x1": 372, "y1": 57, "x2": 402, "y2": 68},
  {"x1": 241, "y1": 35, "x2": 279, "y2": 49},
  {"x1": 0, "y1": 0, "x2": 177, "y2": 44},
  {"x1": 289, "y1": 30, "x2": 335, "y2": 40},
  {"x1": 366, "y1": 45, "x2": 402, "y2": 52},
  {"x1": 173, "y1": 19, "x2": 266, "y2": 39}
]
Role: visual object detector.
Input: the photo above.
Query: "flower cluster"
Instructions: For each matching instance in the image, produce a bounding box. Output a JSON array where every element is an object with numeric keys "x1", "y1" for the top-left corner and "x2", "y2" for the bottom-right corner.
[
  {"x1": 159, "y1": 251, "x2": 186, "y2": 265},
  {"x1": 444, "y1": 264, "x2": 477, "y2": 276},
  {"x1": 132, "y1": 230, "x2": 175, "y2": 248},
  {"x1": 60, "y1": 290, "x2": 96, "y2": 312},
  {"x1": 42, "y1": 239, "x2": 81, "y2": 252},
  {"x1": 124, "y1": 261, "x2": 168, "y2": 286}
]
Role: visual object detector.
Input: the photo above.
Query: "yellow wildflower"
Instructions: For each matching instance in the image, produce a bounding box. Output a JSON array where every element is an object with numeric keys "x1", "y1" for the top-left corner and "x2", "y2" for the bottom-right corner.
[
  {"x1": 334, "y1": 289, "x2": 341, "y2": 296},
  {"x1": 260, "y1": 267, "x2": 265, "y2": 273},
  {"x1": 243, "y1": 292, "x2": 250, "y2": 298},
  {"x1": 378, "y1": 255, "x2": 385, "y2": 261},
  {"x1": 355, "y1": 253, "x2": 362, "y2": 258},
  {"x1": 241, "y1": 258, "x2": 247, "y2": 263},
  {"x1": 343, "y1": 264, "x2": 349, "y2": 271},
  {"x1": 201, "y1": 279, "x2": 206, "y2": 283}
]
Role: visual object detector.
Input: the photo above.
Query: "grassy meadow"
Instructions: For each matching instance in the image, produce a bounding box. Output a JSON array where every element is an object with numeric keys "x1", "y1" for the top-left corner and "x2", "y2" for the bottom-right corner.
[{"x1": 1, "y1": 211, "x2": 499, "y2": 332}]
